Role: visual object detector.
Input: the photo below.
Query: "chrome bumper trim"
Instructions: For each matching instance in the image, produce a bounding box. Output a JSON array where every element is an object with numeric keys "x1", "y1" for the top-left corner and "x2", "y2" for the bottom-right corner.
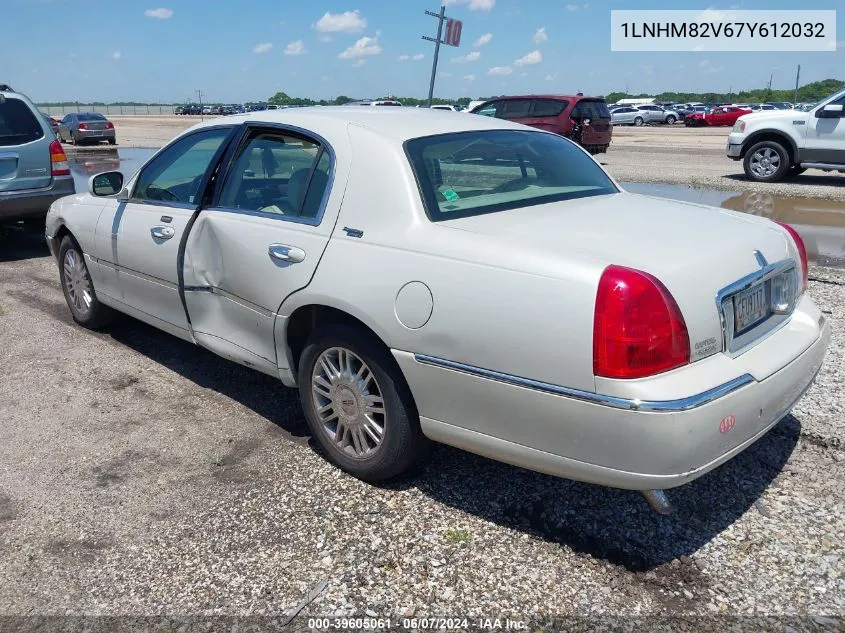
[{"x1": 413, "y1": 354, "x2": 754, "y2": 413}]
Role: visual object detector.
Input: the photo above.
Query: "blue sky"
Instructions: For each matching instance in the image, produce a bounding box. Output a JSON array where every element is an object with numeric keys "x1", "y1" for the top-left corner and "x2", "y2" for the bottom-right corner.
[{"x1": 3, "y1": 0, "x2": 843, "y2": 103}]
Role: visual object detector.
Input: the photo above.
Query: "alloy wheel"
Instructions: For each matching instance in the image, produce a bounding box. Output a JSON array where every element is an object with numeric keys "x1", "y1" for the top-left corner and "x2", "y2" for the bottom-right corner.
[
  {"x1": 63, "y1": 248, "x2": 93, "y2": 316},
  {"x1": 749, "y1": 147, "x2": 781, "y2": 178},
  {"x1": 311, "y1": 347, "x2": 386, "y2": 459}
]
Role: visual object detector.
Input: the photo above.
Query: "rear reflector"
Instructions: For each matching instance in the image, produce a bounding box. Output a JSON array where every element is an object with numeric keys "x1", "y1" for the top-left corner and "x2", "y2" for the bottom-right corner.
[
  {"x1": 775, "y1": 221, "x2": 808, "y2": 291},
  {"x1": 49, "y1": 139, "x2": 70, "y2": 176},
  {"x1": 594, "y1": 265, "x2": 690, "y2": 379}
]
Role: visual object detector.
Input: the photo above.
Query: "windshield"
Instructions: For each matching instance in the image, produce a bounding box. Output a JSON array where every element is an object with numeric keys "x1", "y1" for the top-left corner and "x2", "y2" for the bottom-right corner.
[{"x1": 405, "y1": 130, "x2": 618, "y2": 221}]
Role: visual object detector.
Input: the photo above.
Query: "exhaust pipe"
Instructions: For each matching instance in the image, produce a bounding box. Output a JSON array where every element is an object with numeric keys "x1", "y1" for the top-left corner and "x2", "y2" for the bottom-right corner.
[{"x1": 641, "y1": 489, "x2": 673, "y2": 515}]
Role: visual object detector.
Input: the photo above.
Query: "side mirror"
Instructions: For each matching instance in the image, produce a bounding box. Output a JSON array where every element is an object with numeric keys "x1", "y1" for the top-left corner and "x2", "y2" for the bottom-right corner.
[
  {"x1": 816, "y1": 104, "x2": 844, "y2": 118},
  {"x1": 89, "y1": 171, "x2": 125, "y2": 197}
]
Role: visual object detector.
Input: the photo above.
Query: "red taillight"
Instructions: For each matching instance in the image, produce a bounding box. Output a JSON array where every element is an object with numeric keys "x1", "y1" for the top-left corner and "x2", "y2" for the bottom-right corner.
[
  {"x1": 78, "y1": 122, "x2": 88, "y2": 130},
  {"x1": 105, "y1": 121, "x2": 114, "y2": 129},
  {"x1": 593, "y1": 265, "x2": 690, "y2": 379},
  {"x1": 775, "y1": 221, "x2": 808, "y2": 291},
  {"x1": 49, "y1": 139, "x2": 70, "y2": 176}
]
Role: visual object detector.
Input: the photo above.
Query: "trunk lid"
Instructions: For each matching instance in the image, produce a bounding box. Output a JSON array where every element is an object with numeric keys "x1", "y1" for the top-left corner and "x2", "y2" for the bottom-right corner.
[{"x1": 442, "y1": 192, "x2": 795, "y2": 360}]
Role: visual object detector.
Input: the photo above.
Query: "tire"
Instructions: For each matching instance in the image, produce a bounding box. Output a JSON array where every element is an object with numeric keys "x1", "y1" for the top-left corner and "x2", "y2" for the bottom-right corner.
[
  {"x1": 633, "y1": 116, "x2": 644, "y2": 127},
  {"x1": 58, "y1": 235, "x2": 113, "y2": 329},
  {"x1": 298, "y1": 324, "x2": 429, "y2": 482},
  {"x1": 743, "y1": 140, "x2": 790, "y2": 183},
  {"x1": 107, "y1": 138, "x2": 116, "y2": 145},
  {"x1": 665, "y1": 115, "x2": 676, "y2": 125}
]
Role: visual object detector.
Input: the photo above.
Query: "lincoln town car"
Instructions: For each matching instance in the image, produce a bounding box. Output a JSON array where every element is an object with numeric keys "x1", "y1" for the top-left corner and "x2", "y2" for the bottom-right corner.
[{"x1": 44, "y1": 108, "x2": 829, "y2": 512}]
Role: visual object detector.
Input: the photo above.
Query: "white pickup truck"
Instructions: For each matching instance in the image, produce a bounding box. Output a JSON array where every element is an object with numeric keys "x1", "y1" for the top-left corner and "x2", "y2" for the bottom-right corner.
[{"x1": 726, "y1": 87, "x2": 845, "y2": 182}]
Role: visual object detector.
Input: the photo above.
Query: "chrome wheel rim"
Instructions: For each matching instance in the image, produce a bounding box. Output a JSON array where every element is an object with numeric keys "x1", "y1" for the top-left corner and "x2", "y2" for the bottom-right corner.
[
  {"x1": 311, "y1": 347, "x2": 386, "y2": 459},
  {"x1": 750, "y1": 147, "x2": 781, "y2": 178},
  {"x1": 63, "y1": 249, "x2": 93, "y2": 315}
]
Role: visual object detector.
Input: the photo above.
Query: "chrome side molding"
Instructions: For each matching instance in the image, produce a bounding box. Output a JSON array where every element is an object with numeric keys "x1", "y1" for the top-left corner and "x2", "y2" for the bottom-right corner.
[{"x1": 413, "y1": 354, "x2": 754, "y2": 413}]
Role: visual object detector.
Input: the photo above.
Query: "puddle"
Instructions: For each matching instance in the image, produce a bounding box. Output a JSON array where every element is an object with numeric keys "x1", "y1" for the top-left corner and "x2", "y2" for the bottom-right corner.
[
  {"x1": 67, "y1": 151, "x2": 843, "y2": 268},
  {"x1": 68, "y1": 147, "x2": 155, "y2": 193},
  {"x1": 623, "y1": 182, "x2": 845, "y2": 268}
]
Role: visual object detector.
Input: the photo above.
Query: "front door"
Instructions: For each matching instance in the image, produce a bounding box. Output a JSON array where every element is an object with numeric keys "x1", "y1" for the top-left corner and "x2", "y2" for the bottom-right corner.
[
  {"x1": 804, "y1": 93, "x2": 845, "y2": 164},
  {"x1": 182, "y1": 124, "x2": 344, "y2": 375},
  {"x1": 94, "y1": 126, "x2": 234, "y2": 336}
]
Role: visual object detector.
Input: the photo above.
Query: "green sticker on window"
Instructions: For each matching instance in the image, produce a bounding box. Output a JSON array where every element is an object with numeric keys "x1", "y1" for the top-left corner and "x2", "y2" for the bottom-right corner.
[{"x1": 442, "y1": 188, "x2": 460, "y2": 201}]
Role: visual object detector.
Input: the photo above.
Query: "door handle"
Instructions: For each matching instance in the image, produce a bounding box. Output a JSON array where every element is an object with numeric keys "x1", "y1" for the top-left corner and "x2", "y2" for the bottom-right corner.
[
  {"x1": 268, "y1": 244, "x2": 306, "y2": 264},
  {"x1": 150, "y1": 226, "x2": 176, "y2": 240}
]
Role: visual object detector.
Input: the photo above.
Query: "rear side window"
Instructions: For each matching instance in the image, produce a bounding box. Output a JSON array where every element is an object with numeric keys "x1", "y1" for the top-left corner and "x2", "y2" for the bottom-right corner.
[
  {"x1": 218, "y1": 131, "x2": 331, "y2": 221},
  {"x1": 0, "y1": 98, "x2": 44, "y2": 147},
  {"x1": 571, "y1": 100, "x2": 611, "y2": 120},
  {"x1": 498, "y1": 100, "x2": 532, "y2": 119},
  {"x1": 531, "y1": 99, "x2": 568, "y2": 117},
  {"x1": 406, "y1": 130, "x2": 618, "y2": 221}
]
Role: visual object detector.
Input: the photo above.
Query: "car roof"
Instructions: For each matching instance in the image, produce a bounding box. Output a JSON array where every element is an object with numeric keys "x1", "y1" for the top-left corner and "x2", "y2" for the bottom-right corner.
[{"x1": 187, "y1": 105, "x2": 535, "y2": 143}]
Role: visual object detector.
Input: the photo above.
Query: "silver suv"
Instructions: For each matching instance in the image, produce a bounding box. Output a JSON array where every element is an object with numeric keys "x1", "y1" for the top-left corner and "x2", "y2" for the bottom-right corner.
[{"x1": 0, "y1": 84, "x2": 75, "y2": 223}]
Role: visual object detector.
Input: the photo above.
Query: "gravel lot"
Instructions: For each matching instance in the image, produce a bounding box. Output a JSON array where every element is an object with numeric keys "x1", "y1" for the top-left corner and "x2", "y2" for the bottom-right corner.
[{"x1": 0, "y1": 216, "x2": 843, "y2": 629}]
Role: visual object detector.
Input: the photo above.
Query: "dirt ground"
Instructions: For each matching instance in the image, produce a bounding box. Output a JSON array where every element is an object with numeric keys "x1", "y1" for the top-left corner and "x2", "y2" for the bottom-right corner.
[{"x1": 101, "y1": 115, "x2": 845, "y2": 201}]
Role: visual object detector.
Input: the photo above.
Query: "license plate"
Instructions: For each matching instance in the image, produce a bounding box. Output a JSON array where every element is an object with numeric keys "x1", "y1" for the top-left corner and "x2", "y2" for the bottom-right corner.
[
  {"x1": 92, "y1": 131, "x2": 103, "y2": 136},
  {"x1": 733, "y1": 283, "x2": 768, "y2": 333}
]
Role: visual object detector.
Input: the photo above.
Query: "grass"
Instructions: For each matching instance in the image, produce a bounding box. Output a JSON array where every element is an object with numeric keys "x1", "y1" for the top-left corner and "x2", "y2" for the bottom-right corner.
[{"x1": 443, "y1": 528, "x2": 472, "y2": 544}]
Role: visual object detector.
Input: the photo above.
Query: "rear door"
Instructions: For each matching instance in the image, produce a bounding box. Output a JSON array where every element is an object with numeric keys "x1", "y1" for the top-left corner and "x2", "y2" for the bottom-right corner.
[
  {"x1": 0, "y1": 96, "x2": 50, "y2": 193},
  {"x1": 524, "y1": 98, "x2": 568, "y2": 133},
  {"x1": 181, "y1": 123, "x2": 344, "y2": 374}
]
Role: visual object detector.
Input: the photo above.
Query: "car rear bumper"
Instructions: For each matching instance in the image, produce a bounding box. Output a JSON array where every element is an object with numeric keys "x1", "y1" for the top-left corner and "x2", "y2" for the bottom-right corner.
[
  {"x1": 394, "y1": 303, "x2": 830, "y2": 490},
  {"x1": 77, "y1": 129, "x2": 116, "y2": 141},
  {"x1": 0, "y1": 177, "x2": 75, "y2": 220}
]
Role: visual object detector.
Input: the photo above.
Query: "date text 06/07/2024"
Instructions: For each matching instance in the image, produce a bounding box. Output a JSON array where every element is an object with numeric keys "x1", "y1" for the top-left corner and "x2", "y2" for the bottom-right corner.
[{"x1": 306, "y1": 617, "x2": 527, "y2": 629}]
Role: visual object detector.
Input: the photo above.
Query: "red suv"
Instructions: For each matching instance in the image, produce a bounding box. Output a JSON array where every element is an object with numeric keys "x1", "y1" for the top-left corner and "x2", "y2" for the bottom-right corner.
[{"x1": 470, "y1": 94, "x2": 612, "y2": 154}]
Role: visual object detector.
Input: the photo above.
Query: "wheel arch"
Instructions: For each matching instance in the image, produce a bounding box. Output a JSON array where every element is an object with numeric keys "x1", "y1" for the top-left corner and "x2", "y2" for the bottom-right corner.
[
  {"x1": 281, "y1": 300, "x2": 397, "y2": 386},
  {"x1": 740, "y1": 130, "x2": 798, "y2": 164}
]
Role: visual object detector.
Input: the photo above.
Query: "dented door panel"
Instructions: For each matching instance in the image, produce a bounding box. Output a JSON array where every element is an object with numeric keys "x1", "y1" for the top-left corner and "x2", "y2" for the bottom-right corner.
[{"x1": 182, "y1": 211, "x2": 332, "y2": 368}]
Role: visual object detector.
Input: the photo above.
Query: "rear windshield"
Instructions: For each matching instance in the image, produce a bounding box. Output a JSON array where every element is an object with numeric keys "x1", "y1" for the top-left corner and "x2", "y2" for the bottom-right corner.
[
  {"x1": 0, "y1": 98, "x2": 44, "y2": 147},
  {"x1": 571, "y1": 100, "x2": 611, "y2": 120},
  {"x1": 77, "y1": 113, "x2": 107, "y2": 121},
  {"x1": 405, "y1": 130, "x2": 618, "y2": 221}
]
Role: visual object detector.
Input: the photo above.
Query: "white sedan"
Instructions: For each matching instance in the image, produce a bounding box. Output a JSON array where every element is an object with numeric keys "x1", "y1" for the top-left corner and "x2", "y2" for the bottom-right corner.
[{"x1": 45, "y1": 107, "x2": 829, "y2": 512}]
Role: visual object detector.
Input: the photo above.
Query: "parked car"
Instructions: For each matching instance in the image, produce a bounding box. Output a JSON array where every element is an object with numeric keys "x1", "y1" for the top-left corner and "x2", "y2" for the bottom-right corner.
[
  {"x1": 43, "y1": 107, "x2": 829, "y2": 511},
  {"x1": 766, "y1": 102, "x2": 794, "y2": 110},
  {"x1": 174, "y1": 106, "x2": 185, "y2": 115},
  {"x1": 58, "y1": 112, "x2": 117, "y2": 145},
  {"x1": 0, "y1": 84, "x2": 74, "y2": 223},
  {"x1": 348, "y1": 99, "x2": 403, "y2": 106},
  {"x1": 202, "y1": 105, "x2": 214, "y2": 115},
  {"x1": 747, "y1": 103, "x2": 778, "y2": 112},
  {"x1": 470, "y1": 94, "x2": 613, "y2": 154},
  {"x1": 430, "y1": 105, "x2": 457, "y2": 111},
  {"x1": 464, "y1": 100, "x2": 486, "y2": 112},
  {"x1": 610, "y1": 106, "x2": 645, "y2": 126},
  {"x1": 685, "y1": 105, "x2": 752, "y2": 127},
  {"x1": 727, "y1": 86, "x2": 845, "y2": 182},
  {"x1": 632, "y1": 104, "x2": 681, "y2": 125}
]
